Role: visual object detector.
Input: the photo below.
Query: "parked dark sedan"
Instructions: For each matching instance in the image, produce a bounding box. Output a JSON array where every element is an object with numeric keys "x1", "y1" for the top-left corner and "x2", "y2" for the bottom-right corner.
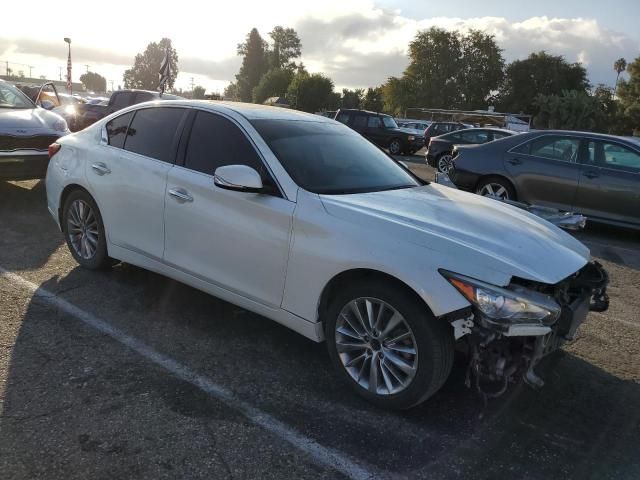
[
  {"x1": 449, "y1": 130, "x2": 640, "y2": 228},
  {"x1": 426, "y1": 128, "x2": 514, "y2": 172},
  {"x1": 424, "y1": 121, "x2": 468, "y2": 143}
]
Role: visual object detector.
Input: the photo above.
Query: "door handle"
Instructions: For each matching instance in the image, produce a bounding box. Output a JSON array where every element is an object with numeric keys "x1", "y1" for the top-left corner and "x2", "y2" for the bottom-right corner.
[
  {"x1": 91, "y1": 162, "x2": 111, "y2": 175},
  {"x1": 507, "y1": 158, "x2": 522, "y2": 166},
  {"x1": 168, "y1": 188, "x2": 194, "y2": 203},
  {"x1": 583, "y1": 171, "x2": 599, "y2": 179}
]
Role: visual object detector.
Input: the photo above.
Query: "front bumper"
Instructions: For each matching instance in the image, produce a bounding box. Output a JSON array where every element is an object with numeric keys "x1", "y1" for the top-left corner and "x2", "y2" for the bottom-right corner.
[{"x1": 0, "y1": 151, "x2": 50, "y2": 180}]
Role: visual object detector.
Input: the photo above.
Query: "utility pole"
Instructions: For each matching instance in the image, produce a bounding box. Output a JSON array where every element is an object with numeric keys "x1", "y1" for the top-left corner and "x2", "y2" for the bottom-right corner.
[
  {"x1": 84, "y1": 64, "x2": 90, "y2": 73},
  {"x1": 28, "y1": 65, "x2": 33, "y2": 78},
  {"x1": 109, "y1": 80, "x2": 114, "y2": 92},
  {"x1": 59, "y1": 66, "x2": 62, "y2": 81},
  {"x1": 5, "y1": 61, "x2": 8, "y2": 76},
  {"x1": 190, "y1": 77, "x2": 195, "y2": 97}
]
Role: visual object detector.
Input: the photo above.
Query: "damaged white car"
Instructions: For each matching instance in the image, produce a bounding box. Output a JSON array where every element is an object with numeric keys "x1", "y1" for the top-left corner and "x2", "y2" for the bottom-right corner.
[{"x1": 45, "y1": 101, "x2": 609, "y2": 409}]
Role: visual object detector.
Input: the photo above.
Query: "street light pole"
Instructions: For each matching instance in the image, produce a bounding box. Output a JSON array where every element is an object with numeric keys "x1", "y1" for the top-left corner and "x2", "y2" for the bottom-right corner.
[{"x1": 64, "y1": 37, "x2": 72, "y2": 95}]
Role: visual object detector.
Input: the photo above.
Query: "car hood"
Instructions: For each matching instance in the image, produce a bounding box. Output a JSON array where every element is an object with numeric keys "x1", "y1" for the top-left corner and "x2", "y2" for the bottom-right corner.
[
  {"x1": 0, "y1": 107, "x2": 65, "y2": 134},
  {"x1": 320, "y1": 184, "x2": 590, "y2": 285}
]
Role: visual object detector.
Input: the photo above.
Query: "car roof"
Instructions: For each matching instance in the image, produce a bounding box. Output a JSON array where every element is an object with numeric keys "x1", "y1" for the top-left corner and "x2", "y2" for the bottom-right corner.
[
  {"x1": 133, "y1": 100, "x2": 335, "y2": 123},
  {"x1": 337, "y1": 108, "x2": 389, "y2": 116},
  {"x1": 526, "y1": 129, "x2": 639, "y2": 143}
]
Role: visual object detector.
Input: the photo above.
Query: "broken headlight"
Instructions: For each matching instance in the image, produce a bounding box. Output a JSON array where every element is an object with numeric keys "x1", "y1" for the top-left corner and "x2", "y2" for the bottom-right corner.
[{"x1": 441, "y1": 271, "x2": 561, "y2": 326}]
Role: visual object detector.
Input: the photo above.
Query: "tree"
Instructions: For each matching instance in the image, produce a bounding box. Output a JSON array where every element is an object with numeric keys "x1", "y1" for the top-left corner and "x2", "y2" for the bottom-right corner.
[
  {"x1": 123, "y1": 38, "x2": 178, "y2": 90},
  {"x1": 362, "y1": 87, "x2": 384, "y2": 112},
  {"x1": 533, "y1": 90, "x2": 603, "y2": 131},
  {"x1": 223, "y1": 82, "x2": 240, "y2": 101},
  {"x1": 617, "y1": 56, "x2": 640, "y2": 134},
  {"x1": 192, "y1": 85, "x2": 206, "y2": 99},
  {"x1": 404, "y1": 28, "x2": 463, "y2": 109},
  {"x1": 592, "y1": 84, "x2": 621, "y2": 133},
  {"x1": 80, "y1": 71, "x2": 107, "y2": 92},
  {"x1": 341, "y1": 88, "x2": 364, "y2": 109},
  {"x1": 236, "y1": 28, "x2": 269, "y2": 102},
  {"x1": 458, "y1": 30, "x2": 504, "y2": 109},
  {"x1": 381, "y1": 76, "x2": 416, "y2": 116},
  {"x1": 268, "y1": 26, "x2": 301, "y2": 70},
  {"x1": 498, "y1": 51, "x2": 589, "y2": 114},
  {"x1": 614, "y1": 58, "x2": 627, "y2": 94},
  {"x1": 252, "y1": 68, "x2": 293, "y2": 103},
  {"x1": 287, "y1": 72, "x2": 335, "y2": 112}
]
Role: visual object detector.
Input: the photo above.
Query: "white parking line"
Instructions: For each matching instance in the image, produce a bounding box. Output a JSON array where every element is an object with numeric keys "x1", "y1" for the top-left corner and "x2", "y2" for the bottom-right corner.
[{"x1": 0, "y1": 267, "x2": 375, "y2": 480}]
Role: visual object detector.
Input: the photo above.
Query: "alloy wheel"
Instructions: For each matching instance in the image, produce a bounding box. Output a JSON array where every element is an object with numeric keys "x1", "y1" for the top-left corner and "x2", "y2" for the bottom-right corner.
[
  {"x1": 437, "y1": 154, "x2": 454, "y2": 173},
  {"x1": 67, "y1": 199, "x2": 99, "y2": 260},
  {"x1": 335, "y1": 297, "x2": 418, "y2": 395},
  {"x1": 477, "y1": 183, "x2": 510, "y2": 201},
  {"x1": 389, "y1": 140, "x2": 401, "y2": 155}
]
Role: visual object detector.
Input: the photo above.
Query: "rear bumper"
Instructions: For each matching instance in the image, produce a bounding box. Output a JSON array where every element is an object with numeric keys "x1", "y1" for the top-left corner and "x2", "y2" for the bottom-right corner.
[
  {"x1": 448, "y1": 167, "x2": 480, "y2": 191},
  {"x1": 0, "y1": 151, "x2": 50, "y2": 180}
]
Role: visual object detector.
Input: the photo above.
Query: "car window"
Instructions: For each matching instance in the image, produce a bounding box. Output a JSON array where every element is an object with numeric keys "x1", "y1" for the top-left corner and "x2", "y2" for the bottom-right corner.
[
  {"x1": 382, "y1": 116, "x2": 398, "y2": 128},
  {"x1": 492, "y1": 132, "x2": 511, "y2": 140},
  {"x1": 105, "y1": 111, "x2": 134, "y2": 149},
  {"x1": 434, "y1": 124, "x2": 448, "y2": 134},
  {"x1": 445, "y1": 133, "x2": 463, "y2": 142},
  {"x1": 123, "y1": 107, "x2": 186, "y2": 162},
  {"x1": 184, "y1": 111, "x2": 265, "y2": 176},
  {"x1": 335, "y1": 112, "x2": 350, "y2": 125},
  {"x1": 134, "y1": 92, "x2": 155, "y2": 104},
  {"x1": 367, "y1": 116, "x2": 382, "y2": 128},
  {"x1": 601, "y1": 142, "x2": 640, "y2": 172},
  {"x1": 516, "y1": 136, "x2": 580, "y2": 162},
  {"x1": 460, "y1": 130, "x2": 489, "y2": 143},
  {"x1": 352, "y1": 115, "x2": 367, "y2": 129},
  {"x1": 112, "y1": 92, "x2": 132, "y2": 108}
]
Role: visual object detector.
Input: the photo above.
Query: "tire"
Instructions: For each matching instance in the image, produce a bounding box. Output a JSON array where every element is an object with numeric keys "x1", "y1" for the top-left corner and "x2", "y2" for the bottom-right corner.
[
  {"x1": 388, "y1": 139, "x2": 402, "y2": 155},
  {"x1": 475, "y1": 176, "x2": 516, "y2": 201},
  {"x1": 324, "y1": 279, "x2": 454, "y2": 410},
  {"x1": 436, "y1": 153, "x2": 454, "y2": 173},
  {"x1": 62, "y1": 189, "x2": 114, "y2": 270}
]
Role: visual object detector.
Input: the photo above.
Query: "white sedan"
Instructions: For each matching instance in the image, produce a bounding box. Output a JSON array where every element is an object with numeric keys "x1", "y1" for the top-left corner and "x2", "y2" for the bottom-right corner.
[{"x1": 45, "y1": 101, "x2": 609, "y2": 409}]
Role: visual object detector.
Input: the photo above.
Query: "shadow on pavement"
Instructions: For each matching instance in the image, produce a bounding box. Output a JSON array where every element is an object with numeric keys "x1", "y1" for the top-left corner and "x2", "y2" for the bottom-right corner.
[
  {"x1": 1, "y1": 265, "x2": 638, "y2": 479},
  {"x1": 0, "y1": 180, "x2": 63, "y2": 271}
]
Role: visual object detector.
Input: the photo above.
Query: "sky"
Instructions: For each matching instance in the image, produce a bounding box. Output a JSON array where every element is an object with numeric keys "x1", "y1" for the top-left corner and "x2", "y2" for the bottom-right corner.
[{"x1": 1, "y1": 0, "x2": 639, "y2": 95}]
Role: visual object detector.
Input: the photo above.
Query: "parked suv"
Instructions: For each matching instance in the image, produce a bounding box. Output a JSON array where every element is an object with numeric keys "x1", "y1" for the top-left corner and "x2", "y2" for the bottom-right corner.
[
  {"x1": 334, "y1": 109, "x2": 424, "y2": 155},
  {"x1": 424, "y1": 122, "x2": 468, "y2": 143}
]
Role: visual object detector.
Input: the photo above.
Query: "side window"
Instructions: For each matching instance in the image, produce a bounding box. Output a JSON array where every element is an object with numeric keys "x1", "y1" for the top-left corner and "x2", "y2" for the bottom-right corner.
[
  {"x1": 184, "y1": 111, "x2": 264, "y2": 176},
  {"x1": 367, "y1": 116, "x2": 382, "y2": 128},
  {"x1": 601, "y1": 142, "x2": 640, "y2": 172},
  {"x1": 492, "y1": 132, "x2": 511, "y2": 140},
  {"x1": 447, "y1": 133, "x2": 463, "y2": 142},
  {"x1": 352, "y1": 115, "x2": 367, "y2": 130},
  {"x1": 336, "y1": 113, "x2": 350, "y2": 125},
  {"x1": 123, "y1": 107, "x2": 186, "y2": 162},
  {"x1": 526, "y1": 136, "x2": 580, "y2": 162},
  {"x1": 112, "y1": 92, "x2": 132, "y2": 108},
  {"x1": 105, "y1": 111, "x2": 133, "y2": 149},
  {"x1": 460, "y1": 130, "x2": 489, "y2": 143},
  {"x1": 134, "y1": 91, "x2": 155, "y2": 104}
]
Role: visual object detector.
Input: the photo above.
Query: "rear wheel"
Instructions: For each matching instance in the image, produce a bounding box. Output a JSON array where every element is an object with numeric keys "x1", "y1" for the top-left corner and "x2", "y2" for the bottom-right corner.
[
  {"x1": 325, "y1": 280, "x2": 454, "y2": 409},
  {"x1": 62, "y1": 190, "x2": 114, "y2": 270},
  {"x1": 475, "y1": 177, "x2": 516, "y2": 201},
  {"x1": 388, "y1": 139, "x2": 402, "y2": 155}
]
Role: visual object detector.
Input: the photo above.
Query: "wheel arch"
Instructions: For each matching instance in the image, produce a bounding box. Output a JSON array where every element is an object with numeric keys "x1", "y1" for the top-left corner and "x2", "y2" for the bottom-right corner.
[
  {"x1": 58, "y1": 183, "x2": 95, "y2": 227},
  {"x1": 317, "y1": 268, "x2": 436, "y2": 326}
]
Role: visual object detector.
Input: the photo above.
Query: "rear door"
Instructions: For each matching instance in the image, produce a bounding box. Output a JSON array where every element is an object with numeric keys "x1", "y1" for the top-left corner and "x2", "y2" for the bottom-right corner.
[
  {"x1": 364, "y1": 115, "x2": 386, "y2": 146},
  {"x1": 88, "y1": 106, "x2": 187, "y2": 260},
  {"x1": 504, "y1": 134, "x2": 582, "y2": 209},
  {"x1": 574, "y1": 139, "x2": 640, "y2": 225}
]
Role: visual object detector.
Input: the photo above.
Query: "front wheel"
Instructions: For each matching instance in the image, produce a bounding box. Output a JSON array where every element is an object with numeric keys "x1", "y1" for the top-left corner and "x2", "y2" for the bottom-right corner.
[
  {"x1": 437, "y1": 153, "x2": 454, "y2": 173},
  {"x1": 388, "y1": 139, "x2": 402, "y2": 155},
  {"x1": 475, "y1": 177, "x2": 516, "y2": 201},
  {"x1": 325, "y1": 280, "x2": 454, "y2": 409}
]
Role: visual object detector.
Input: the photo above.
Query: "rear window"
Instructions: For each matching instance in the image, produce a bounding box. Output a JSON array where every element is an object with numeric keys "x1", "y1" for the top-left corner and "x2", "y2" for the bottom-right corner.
[{"x1": 105, "y1": 112, "x2": 133, "y2": 149}]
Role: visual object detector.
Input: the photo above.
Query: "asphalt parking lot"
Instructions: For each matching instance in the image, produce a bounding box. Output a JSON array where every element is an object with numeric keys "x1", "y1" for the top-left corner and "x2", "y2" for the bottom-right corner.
[{"x1": 1, "y1": 170, "x2": 639, "y2": 479}]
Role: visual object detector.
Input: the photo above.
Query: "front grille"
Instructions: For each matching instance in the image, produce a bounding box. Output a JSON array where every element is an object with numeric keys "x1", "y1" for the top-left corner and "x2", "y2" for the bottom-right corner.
[{"x1": 0, "y1": 135, "x2": 60, "y2": 152}]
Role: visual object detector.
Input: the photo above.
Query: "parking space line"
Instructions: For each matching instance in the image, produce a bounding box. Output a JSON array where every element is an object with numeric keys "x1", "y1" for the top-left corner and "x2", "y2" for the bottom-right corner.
[{"x1": 0, "y1": 266, "x2": 375, "y2": 480}]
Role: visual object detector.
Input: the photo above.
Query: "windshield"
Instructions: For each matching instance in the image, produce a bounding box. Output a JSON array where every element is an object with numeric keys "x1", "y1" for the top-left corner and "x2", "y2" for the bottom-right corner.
[
  {"x1": 251, "y1": 119, "x2": 421, "y2": 194},
  {"x1": 382, "y1": 116, "x2": 397, "y2": 128},
  {"x1": 0, "y1": 82, "x2": 35, "y2": 109}
]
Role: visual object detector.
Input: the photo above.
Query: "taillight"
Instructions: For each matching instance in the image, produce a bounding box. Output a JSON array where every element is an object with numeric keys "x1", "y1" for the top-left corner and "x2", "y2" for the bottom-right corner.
[{"x1": 48, "y1": 143, "x2": 61, "y2": 159}]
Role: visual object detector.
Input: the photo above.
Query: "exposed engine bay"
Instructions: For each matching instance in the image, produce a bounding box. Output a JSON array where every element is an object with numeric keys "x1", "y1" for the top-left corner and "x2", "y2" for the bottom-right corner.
[{"x1": 448, "y1": 261, "x2": 609, "y2": 402}]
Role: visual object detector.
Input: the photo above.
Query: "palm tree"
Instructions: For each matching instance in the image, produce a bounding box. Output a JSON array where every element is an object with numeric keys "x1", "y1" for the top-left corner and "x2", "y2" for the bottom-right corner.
[{"x1": 614, "y1": 58, "x2": 627, "y2": 95}]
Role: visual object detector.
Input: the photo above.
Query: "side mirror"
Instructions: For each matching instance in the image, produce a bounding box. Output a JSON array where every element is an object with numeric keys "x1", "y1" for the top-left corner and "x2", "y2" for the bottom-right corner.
[
  {"x1": 40, "y1": 100, "x2": 55, "y2": 110},
  {"x1": 214, "y1": 165, "x2": 263, "y2": 193}
]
